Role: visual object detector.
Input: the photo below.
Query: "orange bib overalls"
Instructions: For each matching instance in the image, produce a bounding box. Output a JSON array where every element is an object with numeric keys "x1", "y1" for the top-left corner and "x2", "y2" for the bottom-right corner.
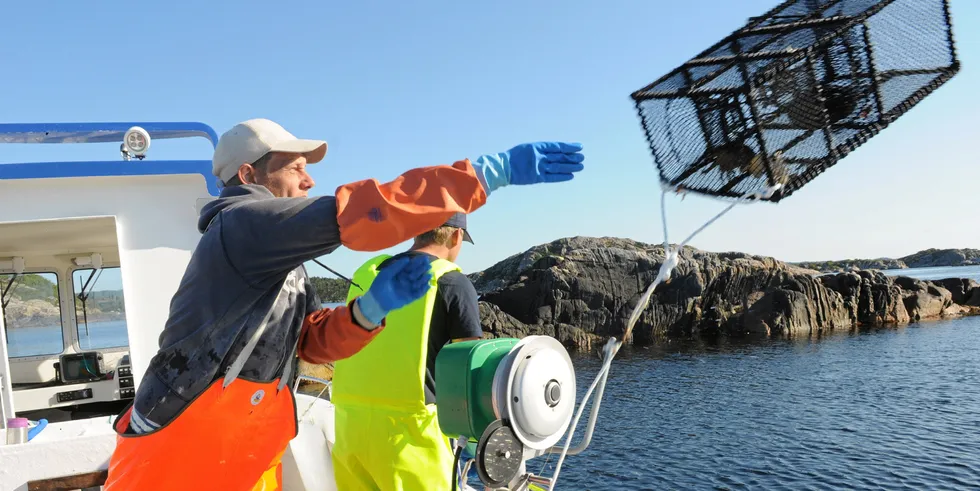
[{"x1": 104, "y1": 286, "x2": 299, "y2": 491}]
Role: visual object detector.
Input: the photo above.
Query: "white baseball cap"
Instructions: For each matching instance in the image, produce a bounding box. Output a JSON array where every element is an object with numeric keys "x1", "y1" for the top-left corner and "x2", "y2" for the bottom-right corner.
[{"x1": 212, "y1": 118, "x2": 327, "y2": 184}]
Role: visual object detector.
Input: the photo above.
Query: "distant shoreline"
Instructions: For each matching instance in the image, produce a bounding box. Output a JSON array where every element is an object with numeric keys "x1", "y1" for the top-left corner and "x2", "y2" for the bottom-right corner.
[
  {"x1": 792, "y1": 248, "x2": 980, "y2": 273},
  {"x1": 6, "y1": 312, "x2": 125, "y2": 330}
]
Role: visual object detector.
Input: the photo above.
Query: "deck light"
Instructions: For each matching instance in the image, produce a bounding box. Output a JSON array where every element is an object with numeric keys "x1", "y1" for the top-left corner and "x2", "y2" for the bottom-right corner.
[{"x1": 121, "y1": 126, "x2": 151, "y2": 160}]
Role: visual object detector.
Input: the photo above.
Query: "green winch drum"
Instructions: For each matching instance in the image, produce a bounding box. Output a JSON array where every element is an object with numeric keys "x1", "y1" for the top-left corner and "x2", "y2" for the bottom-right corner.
[
  {"x1": 435, "y1": 335, "x2": 576, "y2": 450},
  {"x1": 435, "y1": 338, "x2": 519, "y2": 439}
]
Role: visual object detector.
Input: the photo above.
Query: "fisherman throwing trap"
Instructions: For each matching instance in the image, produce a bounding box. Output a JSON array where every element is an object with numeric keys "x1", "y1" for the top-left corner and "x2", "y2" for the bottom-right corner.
[{"x1": 101, "y1": 118, "x2": 585, "y2": 490}]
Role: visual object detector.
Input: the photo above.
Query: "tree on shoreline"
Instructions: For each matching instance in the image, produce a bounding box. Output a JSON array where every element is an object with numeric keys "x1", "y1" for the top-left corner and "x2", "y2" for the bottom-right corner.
[{"x1": 308, "y1": 276, "x2": 349, "y2": 303}]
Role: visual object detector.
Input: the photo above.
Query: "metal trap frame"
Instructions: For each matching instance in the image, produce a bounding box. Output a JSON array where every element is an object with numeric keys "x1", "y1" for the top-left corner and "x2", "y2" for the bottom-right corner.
[{"x1": 631, "y1": 0, "x2": 960, "y2": 202}]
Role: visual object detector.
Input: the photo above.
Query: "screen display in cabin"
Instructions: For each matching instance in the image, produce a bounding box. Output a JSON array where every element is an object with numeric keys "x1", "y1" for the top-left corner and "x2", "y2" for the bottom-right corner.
[{"x1": 59, "y1": 352, "x2": 105, "y2": 383}]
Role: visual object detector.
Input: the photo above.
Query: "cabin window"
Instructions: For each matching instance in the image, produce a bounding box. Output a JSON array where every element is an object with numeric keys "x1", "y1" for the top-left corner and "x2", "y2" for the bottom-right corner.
[
  {"x1": 1, "y1": 272, "x2": 65, "y2": 357},
  {"x1": 73, "y1": 267, "x2": 128, "y2": 350}
]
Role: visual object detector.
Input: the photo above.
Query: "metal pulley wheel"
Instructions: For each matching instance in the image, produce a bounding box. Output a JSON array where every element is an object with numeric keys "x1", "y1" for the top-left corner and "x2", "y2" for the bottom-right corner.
[{"x1": 475, "y1": 419, "x2": 525, "y2": 488}]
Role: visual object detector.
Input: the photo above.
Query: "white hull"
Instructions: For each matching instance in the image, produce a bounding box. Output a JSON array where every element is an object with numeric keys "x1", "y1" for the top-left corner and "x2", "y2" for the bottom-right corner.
[
  {"x1": 0, "y1": 393, "x2": 340, "y2": 490},
  {"x1": 1, "y1": 392, "x2": 484, "y2": 490},
  {"x1": 282, "y1": 393, "x2": 340, "y2": 490}
]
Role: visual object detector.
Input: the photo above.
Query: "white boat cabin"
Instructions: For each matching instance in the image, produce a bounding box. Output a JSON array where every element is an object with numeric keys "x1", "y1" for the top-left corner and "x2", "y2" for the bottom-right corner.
[
  {"x1": 0, "y1": 123, "x2": 339, "y2": 490},
  {"x1": 0, "y1": 122, "x2": 224, "y2": 488}
]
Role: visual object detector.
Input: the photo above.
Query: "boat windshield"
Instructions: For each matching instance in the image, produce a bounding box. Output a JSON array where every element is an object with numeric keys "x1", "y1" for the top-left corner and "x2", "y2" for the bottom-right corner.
[
  {"x1": 1, "y1": 272, "x2": 65, "y2": 358},
  {"x1": 72, "y1": 267, "x2": 128, "y2": 351}
]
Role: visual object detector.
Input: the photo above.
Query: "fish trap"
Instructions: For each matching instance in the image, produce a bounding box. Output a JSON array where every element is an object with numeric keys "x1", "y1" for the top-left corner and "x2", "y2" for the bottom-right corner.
[{"x1": 631, "y1": 0, "x2": 960, "y2": 202}]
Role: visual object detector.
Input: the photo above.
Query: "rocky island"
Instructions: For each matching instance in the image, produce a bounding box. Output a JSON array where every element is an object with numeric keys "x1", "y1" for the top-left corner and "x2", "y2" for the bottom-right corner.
[{"x1": 466, "y1": 237, "x2": 980, "y2": 351}]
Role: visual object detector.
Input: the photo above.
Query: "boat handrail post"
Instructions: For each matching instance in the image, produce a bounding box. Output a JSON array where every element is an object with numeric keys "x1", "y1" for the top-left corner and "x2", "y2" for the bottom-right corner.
[{"x1": 0, "y1": 305, "x2": 14, "y2": 429}]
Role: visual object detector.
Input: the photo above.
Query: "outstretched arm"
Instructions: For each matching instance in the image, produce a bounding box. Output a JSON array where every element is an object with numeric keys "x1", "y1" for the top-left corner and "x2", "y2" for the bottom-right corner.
[
  {"x1": 335, "y1": 159, "x2": 487, "y2": 251},
  {"x1": 221, "y1": 143, "x2": 584, "y2": 285},
  {"x1": 334, "y1": 140, "x2": 587, "y2": 251}
]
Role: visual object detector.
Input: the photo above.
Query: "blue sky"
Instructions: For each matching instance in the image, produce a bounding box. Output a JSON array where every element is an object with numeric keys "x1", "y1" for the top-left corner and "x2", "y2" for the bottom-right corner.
[{"x1": 1, "y1": 0, "x2": 978, "y2": 284}]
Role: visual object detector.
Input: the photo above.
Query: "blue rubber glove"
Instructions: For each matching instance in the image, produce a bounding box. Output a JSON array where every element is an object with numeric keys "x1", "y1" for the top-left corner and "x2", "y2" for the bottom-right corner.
[
  {"x1": 355, "y1": 255, "x2": 434, "y2": 326},
  {"x1": 472, "y1": 142, "x2": 585, "y2": 194}
]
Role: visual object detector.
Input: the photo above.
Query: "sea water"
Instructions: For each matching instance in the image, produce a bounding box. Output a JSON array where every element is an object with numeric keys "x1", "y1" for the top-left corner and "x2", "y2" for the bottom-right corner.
[{"x1": 545, "y1": 266, "x2": 980, "y2": 490}]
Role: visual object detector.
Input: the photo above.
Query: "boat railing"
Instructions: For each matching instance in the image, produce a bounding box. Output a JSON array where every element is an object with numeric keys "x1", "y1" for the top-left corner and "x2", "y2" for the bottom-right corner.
[
  {"x1": 0, "y1": 121, "x2": 223, "y2": 196},
  {"x1": 0, "y1": 122, "x2": 218, "y2": 146},
  {"x1": 293, "y1": 374, "x2": 332, "y2": 399}
]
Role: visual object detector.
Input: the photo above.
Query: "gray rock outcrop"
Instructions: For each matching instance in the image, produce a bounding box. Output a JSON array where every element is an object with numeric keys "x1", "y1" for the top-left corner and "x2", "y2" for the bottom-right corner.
[{"x1": 471, "y1": 237, "x2": 980, "y2": 350}]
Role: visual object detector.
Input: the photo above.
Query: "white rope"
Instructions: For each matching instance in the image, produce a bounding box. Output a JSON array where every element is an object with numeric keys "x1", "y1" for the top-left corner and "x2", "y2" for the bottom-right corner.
[
  {"x1": 622, "y1": 183, "x2": 781, "y2": 344},
  {"x1": 549, "y1": 338, "x2": 618, "y2": 489},
  {"x1": 548, "y1": 182, "x2": 781, "y2": 490},
  {"x1": 660, "y1": 187, "x2": 670, "y2": 249}
]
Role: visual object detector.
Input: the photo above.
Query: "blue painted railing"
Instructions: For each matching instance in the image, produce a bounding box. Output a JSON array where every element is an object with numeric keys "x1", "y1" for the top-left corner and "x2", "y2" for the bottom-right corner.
[{"x1": 0, "y1": 122, "x2": 222, "y2": 196}]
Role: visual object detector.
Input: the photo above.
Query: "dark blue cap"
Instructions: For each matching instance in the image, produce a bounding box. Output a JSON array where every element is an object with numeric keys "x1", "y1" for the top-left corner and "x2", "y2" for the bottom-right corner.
[{"x1": 443, "y1": 212, "x2": 473, "y2": 244}]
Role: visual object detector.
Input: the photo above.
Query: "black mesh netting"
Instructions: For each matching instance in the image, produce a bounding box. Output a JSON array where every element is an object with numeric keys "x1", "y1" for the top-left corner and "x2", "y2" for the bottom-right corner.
[{"x1": 631, "y1": 0, "x2": 960, "y2": 202}]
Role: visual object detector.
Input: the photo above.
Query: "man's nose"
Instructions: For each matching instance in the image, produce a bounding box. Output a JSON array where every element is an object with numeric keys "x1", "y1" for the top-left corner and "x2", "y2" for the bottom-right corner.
[{"x1": 302, "y1": 172, "x2": 315, "y2": 190}]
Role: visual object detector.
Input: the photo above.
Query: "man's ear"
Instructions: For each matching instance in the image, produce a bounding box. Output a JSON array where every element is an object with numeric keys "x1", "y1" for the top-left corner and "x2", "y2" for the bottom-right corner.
[
  {"x1": 452, "y1": 228, "x2": 464, "y2": 247},
  {"x1": 237, "y1": 163, "x2": 255, "y2": 184}
]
